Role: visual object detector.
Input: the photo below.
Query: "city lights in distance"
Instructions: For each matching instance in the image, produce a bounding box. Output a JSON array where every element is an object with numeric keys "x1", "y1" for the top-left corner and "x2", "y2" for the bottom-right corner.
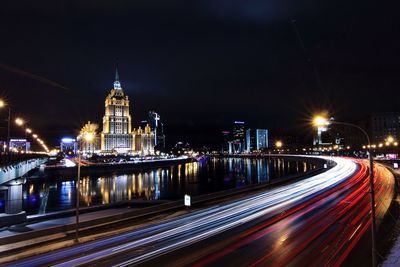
[{"x1": 313, "y1": 115, "x2": 329, "y2": 127}]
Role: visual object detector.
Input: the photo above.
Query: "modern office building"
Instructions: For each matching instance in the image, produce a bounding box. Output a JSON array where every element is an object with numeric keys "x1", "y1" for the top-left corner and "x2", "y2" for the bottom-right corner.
[
  {"x1": 256, "y1": 129, "x2": 268, "y2": 150},
  {"x1": 9, "y1": 139, "x2": 30, "y2": 152},
  {"x1": 60, "y1": 137, "x2": 77, "y2": 155},
  {"x1": 100, "y1": 68, "x2": 155, "y2": 155},
  {"x1": 245, "y1": 129, "x2": 269, "y2": 152},
  {"x1": 221, "y1": 131, "x2": 231, "y2": 154},
  {"x1": 232, "y1": 121, "x2": 245, "y2": 153},
  {"x1": 245, "y1": 129, "x2": 253, "y2": 152}
]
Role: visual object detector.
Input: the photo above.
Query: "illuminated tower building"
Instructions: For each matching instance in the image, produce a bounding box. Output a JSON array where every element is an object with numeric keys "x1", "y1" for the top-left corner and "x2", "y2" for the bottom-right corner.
[
  {"x1": 245, "y1": 129, "x2": 269, "y2": 152},
  {"x1": 101, "y1": 68, "x2": 134, "y2": 153},
  {"x1": 256, "y1": 129, "x2": 268, "y2": 150},
  {"x1": 233, "y1": 121, "x2": 245, "y2": 153}
]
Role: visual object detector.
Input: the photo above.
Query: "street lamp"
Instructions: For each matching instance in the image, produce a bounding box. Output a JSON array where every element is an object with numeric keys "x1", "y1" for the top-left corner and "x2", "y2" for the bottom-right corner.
[
  {"x1": 275, "y1": 140, "x2": 283, "y2": 148},
  {"x1": 15, "y1": 117, "x2": 24, "y2": 126},
  {"x1": 313, "y1": 115, "x2": 377, "y2": 267},
  {"x1": 75, "y1": 132, "x2": 94, "y2": 242},
  {"x1": 275, "y1": 140, "x2": 283, "y2": 153},
  {"x1": 386, "y1": 136, "x2": 395, "y2": 144},
  {"x1": 0, "y1": 100, "x2": 11, "y2": 152}
]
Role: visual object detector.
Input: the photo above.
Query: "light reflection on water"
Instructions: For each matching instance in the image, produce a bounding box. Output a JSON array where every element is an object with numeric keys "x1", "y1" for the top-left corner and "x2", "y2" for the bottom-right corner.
[{"x1": 20, "y1": 157, "x2": 315, "y2": 214}]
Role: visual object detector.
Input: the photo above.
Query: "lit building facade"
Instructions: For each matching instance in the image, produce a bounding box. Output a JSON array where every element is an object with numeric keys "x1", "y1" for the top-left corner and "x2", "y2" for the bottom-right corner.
[
  {"x1": 100, "y1": 69, "x2": 154, "y2": 155},
  {"x1": 245, "y1": 129, "x2": 269, "y2": 152},
  {"x1": 232, "y1": 121, "x2": 245, "y2": 153},
  {"x1": 256, "y1": 129, "x2": 268, "y2": 150},
  {"x1": 60, "y1": 138, "x2": 77, "y2": 155}
]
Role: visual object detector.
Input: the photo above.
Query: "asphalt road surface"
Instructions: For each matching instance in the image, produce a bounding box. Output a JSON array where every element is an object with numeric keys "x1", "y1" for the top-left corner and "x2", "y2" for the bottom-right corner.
[{"x1": 4, "y1": 156, "x2": 394, "y2": 267}]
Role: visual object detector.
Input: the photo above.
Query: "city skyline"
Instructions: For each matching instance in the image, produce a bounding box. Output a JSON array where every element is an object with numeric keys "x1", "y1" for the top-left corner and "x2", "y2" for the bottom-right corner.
[
  {"x1": 1, "y1": 2, "x2": 400, "y2": 266},
  {"x1": 0, "y1": 1, "x2": 399, "y2": 148}
]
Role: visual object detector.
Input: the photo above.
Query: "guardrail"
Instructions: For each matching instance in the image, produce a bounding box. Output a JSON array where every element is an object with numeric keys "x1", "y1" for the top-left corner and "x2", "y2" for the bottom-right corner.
[
  {"x1": 0, "y1": 152, "x2": 47, "y2": 167},
  {"x1": 0, "y1": 157, "x2": 48, "y2": 185}
]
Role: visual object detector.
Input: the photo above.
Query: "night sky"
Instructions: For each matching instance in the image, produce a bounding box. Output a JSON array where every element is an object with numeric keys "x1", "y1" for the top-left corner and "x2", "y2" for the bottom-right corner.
[{"x1": 0, "y1": 1, "x2": 399, "y2": 148}]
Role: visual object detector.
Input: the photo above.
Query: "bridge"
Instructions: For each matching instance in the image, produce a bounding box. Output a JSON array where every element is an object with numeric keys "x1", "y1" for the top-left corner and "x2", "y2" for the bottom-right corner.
[{"x1": 0, "y1": 154, "x2": 48, "y2": 227}]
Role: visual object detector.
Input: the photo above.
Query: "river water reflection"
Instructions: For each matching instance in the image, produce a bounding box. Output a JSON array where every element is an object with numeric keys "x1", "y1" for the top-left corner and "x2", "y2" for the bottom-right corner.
[{"x1": 21, "y1": 157, "x2": 316, "y2": 214}]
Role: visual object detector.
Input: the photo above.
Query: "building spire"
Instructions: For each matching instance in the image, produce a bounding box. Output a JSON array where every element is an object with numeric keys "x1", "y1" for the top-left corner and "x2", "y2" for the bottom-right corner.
[
  {"x1": 115, "y1": 67, "x2": 119, "y2": 82},
  {"x1": 113, "y1": 64, "x2": 122, "y2": 90}
]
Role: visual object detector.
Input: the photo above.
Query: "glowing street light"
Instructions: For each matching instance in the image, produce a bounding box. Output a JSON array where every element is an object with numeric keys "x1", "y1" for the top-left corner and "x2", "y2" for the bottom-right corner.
[
  {"x1": 32, "y1": 134, "x2": 38, "y2": 139},
  {"x1": 15, "y1": 118, "x2": 24, "y2": 126},
  {"x1": 26, "y1": 128, "x2": 32, "y2": 134},
  {"x1": 312, "y1": 114, "x2": 377, "y2": 267},
  {"x1": 313, "y1": 116, "x2": 330, "y2": 127},
  {"x1": 275, "y1": 141, "x2": 283, "y2": 148},
  {"x1": 83, "y1": 132, "x2": 94, "y2": 142}
]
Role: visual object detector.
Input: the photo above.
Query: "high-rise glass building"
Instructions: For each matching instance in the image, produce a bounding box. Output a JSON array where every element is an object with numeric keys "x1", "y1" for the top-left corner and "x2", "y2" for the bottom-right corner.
[
  {"x1": 256, "y1": 129, "x2": 268, "y2": 150},
  {"x1": 233, "y1": 121, "x2": 245, "y2": 153},
  {"x1": 245, "y1": 129, "x2": 269, "y2": 152}
]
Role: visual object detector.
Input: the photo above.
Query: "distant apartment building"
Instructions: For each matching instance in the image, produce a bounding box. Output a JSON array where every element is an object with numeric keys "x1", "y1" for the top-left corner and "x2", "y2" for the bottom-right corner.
[{"x1": 370, "y1": 112, "x2": 400, "y2": 143}]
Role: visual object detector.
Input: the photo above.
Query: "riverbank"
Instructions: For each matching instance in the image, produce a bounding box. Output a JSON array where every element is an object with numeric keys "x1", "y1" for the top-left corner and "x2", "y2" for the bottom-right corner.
[{"x1": 31, "y1": 156, "x2": 195, "y2": 180}]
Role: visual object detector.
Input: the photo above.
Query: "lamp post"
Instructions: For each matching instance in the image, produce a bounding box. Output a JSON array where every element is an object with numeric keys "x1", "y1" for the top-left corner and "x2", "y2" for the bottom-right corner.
[
  {"x1": 75, "y1": 131, "x2": 94, "y2": 243},
  {"x1": 313, "y1": 115, "x2": 377, "y2": 267},
  {"x1": 75, "y1": 142, "x2": 81, "y2": 243},
  {"x1": 0, "y1": 100, "x2": 11, "y2": 153}
]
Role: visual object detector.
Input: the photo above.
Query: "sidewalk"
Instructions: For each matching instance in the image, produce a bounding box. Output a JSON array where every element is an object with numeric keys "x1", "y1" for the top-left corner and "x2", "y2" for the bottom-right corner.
[{"x1": 0, "y1": 207, "x2": 132, "y2": 240}]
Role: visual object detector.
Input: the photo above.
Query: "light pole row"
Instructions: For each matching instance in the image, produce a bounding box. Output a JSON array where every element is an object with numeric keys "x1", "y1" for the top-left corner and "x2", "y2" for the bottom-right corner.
[{"x1": 0, "y1": 99, "x2": 49, "y2": 153}]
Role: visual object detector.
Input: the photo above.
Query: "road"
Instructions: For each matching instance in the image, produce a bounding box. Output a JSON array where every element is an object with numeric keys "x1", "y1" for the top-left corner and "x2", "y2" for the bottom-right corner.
[{"x1": 4, "y1": 156, "x2": 395, "y2": 266}]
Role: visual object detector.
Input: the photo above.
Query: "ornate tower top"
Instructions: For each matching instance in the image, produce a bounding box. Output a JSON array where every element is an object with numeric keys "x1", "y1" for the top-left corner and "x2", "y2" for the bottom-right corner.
[{"x1": 113, "y1": 67, "x2": 122, "y2": 90}]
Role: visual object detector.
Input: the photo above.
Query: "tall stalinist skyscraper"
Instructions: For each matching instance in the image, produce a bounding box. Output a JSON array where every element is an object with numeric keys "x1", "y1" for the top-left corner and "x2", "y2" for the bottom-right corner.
[
  {"x1": 101, "y1": 68, "x2": 134, "y2": 152},
  {"x1": 100, "y1": 68, "x2": 155, "y2": 155}
]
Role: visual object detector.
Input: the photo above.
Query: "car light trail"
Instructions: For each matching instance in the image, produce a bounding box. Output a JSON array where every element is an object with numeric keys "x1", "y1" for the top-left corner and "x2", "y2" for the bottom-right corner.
[{"x1": 6, "y1": 156, "x2": 394, "y2": 267}]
